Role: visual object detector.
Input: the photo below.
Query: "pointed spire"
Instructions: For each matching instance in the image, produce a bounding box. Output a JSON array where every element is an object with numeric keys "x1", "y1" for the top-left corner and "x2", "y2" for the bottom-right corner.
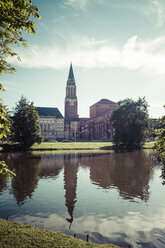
[{"x1": 67, "y1": 63, "x2": 75, "y2": 84}]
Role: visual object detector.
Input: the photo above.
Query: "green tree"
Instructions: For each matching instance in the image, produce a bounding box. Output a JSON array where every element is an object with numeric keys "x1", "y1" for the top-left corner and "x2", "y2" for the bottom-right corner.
[
  {"x1": 0, "y1": 0, "x2": 40, "y2": 75},
  {"x1": 0, "y1": 86, "x2": 15, "y2": 177},
  {"x1": 0, "y1": 0, "x2": 40, "y2": 175},
  {"x1": 154, "y1": 106, "x2": 165, "y2": 165},
  {"x1": 110, "y1": 97, "x2": 152, "y2": 149},
  {"x1": 0, "y1": 88, "x2": 11, "y2": 140},
  {"x1": 12, "y1": 96, "x2": 43, "y2": 149}
]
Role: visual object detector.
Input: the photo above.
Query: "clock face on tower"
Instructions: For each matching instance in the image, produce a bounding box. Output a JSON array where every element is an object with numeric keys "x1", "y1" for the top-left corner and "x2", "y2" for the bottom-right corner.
[{"x1": 70, "y1": 100, "x2": 75, "y2": 106}]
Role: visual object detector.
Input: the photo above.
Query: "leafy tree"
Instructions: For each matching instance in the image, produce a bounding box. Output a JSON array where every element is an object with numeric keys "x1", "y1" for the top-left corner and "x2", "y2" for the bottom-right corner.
[
  {"x1": 154, "y1": 106, "x2": 165, "y2": 165},
  {"x1": 110, "y1": 97, "x2": 152, "y2": 149},
  {"x1": 0, "y1": 88, "x2": 11, "y2": 140},
  {"x1": 0, "y1": 0, "x2": 40, "y2": 75},
  {"x1": 0, "y1": 0, "x2": 40, "y2": 175},
  {"x1": 12, "y1": 96, "x2": 43, "y2": 149},
  {"x1": 0, "y1": 86, "x2": 15, "y2": 177}
]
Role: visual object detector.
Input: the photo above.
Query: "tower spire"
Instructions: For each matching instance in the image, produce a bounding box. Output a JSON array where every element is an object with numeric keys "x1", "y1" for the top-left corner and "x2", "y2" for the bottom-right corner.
[
  {"x1": 65, "y1": 63, "x2": 78, "y2": 119},
  {"x1": 67, "y1": 63, "x2": 75, "y2": 84}
]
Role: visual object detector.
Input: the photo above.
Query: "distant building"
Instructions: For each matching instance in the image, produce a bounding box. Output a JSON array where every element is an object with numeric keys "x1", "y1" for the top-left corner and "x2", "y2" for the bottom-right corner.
[
  {"x1": 37, "y1": 63, "x2": 118, "y2": 141},
  {"x1": 36, "y1": 107, "x2": 64, "y2": 141},
  {"x1": 79, "y1": 99, "x2": 118, "y2": 140},
  {"x1": 65, "y1": 63, "x2": 78, "y2": 120},
  {"x1": 64, "y1": 63, "x2": 79, "y2": 140},
  {"x1": 64, "y1": 64, "x2": 118, "y2": 141}
]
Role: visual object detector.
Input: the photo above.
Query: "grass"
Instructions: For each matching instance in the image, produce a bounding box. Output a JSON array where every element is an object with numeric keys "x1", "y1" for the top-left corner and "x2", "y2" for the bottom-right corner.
[
  {"x1": 0, "y1": 219, "x2": 119, "y2": 248},
  {"x1": 31, "y1": 141, "x2": 155, "y2": 151},
  {"x1": 31, "y1": 142, "x2": 113, "y2": 150}
]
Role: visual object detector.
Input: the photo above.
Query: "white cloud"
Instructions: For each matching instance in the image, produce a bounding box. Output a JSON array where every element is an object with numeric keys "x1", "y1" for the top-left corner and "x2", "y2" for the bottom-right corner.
[
  {"x1": 10, "y1": 208, "x2": 165, "y2": 247},
  {"x1": 97, "y1": 0, "x2": 165, "y2": 28},
  {"x1": 63, "y1": 0, "x2": 89, "y2": 10},
  {"x1": 62, "y1": 0, "x2": 165, "y2": 26},
  {"x1": 147, "y1": 0, "x2": 165, "y2": 27},
  {"x1": 9, "y1": 35, "x2": 165, "y2": 75},
  {"x1": 2, "y1": 81, "x2": 22, "y2": 92},
  {"x1": 118, "y1": 0, "x2": 165, "y2": 27}
]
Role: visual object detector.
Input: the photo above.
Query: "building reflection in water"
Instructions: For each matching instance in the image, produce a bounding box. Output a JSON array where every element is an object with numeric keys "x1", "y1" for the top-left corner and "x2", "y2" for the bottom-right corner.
[
  {"x1": 87, "y1": 151, "x2": 154, "y2": 202},
  {"x1": 0, "y1": 150, "x2": 156, "y2": 228},
  {"x1": 39, "y1": 154, "x2": 64, "y2": 179},
  {"x1": 63, "y1": 154, "x2": 78, "y2": 229}
]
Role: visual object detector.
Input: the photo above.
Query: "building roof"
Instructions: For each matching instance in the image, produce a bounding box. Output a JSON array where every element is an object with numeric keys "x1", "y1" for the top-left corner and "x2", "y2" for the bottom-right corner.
[
  {"x1": 36, "y1": 107, "x2": 63, "y2": 118},
  {"x1": 90, "y1": 99, "x2": 117, "y2": 109},
  {"x1": 67, "y1": 63, "x2": 75, "y2": 85},
  {"x1": 96, "y1": 98, "x2": 117, "y2": 105},
  {"x1": 65, "y1": 117, "x2": 79, "y2": 123}
]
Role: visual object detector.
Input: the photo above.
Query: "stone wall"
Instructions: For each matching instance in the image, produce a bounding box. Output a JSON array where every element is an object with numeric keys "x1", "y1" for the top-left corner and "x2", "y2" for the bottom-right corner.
[{"x1": 39, "y1": 117, "x2": 64, "y2": 141}]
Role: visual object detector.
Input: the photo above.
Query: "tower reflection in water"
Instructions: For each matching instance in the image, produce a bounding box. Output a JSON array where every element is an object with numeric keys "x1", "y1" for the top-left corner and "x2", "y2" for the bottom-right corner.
[{"x1": 63, "y1": 154, "x2": 78, "y2": 229}]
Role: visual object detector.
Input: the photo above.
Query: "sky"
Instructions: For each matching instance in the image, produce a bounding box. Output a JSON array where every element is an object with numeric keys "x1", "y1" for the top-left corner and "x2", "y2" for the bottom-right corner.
[{"x1": 1, "y1": 0, "x2": 165, "y2": 118}]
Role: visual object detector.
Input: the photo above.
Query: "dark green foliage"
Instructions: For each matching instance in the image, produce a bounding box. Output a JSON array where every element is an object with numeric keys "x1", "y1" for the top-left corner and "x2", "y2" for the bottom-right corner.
[
  {"x1": 152, "y1": 118, "x2": 160, "y2": 138},
  {"x1": 0, "y1": 0, "x2": 40, "y2": 76},
  {"x1": 0, "y1": 0, "x2": 40, "y2": 175},
  {"x1": 0, "y1": 85, "x2": 15, "y2": 177},
  {"x1": 12, "y1": 96, "x2": 43, "y2": 149},
  {"x1": 0, "y1": 93, "x2": 11, "y2": 140},
  {"x1": 154, "y1": 106, "x2": 165, "y2": 165},
  {"x1": 110, "y1": 97, "x2": 152, "y2": 150}
]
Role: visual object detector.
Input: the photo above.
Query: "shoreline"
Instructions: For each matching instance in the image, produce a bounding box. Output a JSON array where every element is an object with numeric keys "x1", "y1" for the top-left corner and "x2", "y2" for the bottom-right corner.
[
  {"x1": 0, "y1": 141, "x2": 154, "y2": 153},
  {"x1": 0, "y1": 218, "x2": 119, "y2": 248}
]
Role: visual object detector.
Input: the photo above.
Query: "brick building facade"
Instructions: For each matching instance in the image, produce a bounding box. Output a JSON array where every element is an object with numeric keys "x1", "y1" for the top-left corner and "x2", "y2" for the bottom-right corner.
[
  {"x1": 64, "y1": 64, "x2": 118, "y2": 141},
  {"x1": 37, "y1": 64, "x2": 117, "y2": 141}
]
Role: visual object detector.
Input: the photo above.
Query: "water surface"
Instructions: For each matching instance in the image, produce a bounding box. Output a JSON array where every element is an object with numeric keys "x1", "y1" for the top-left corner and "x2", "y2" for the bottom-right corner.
[{"x1": 0, "y1": 150, "x2": 164, "y2": 248}]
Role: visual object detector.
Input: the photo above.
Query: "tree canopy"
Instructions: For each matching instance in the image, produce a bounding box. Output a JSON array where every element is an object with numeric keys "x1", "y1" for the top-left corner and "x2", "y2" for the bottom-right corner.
[
  {"x1": 110, "y1": 97, "x2": 152, "y2": 150},
  {"x1": 0, "y1": 0, "x2": 40, "y2": 76},
  {"x1": 0, "y1": 86, "x2": 15, "y2": 177},
  {"x1": 0, "y1": 87, "x2": 11, "y2": 140},
  {"x1": 0, "y1": 0, "x2": 40, "y2": 175},
  {"x1": 154, "y1": 106, "x2": 165, "y2": 165},
  {"x1": 12, "y1": 96, "x2": 43, "y2": 149}
]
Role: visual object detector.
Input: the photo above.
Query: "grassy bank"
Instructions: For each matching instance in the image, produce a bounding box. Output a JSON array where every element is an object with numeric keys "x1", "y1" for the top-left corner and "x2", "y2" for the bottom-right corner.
[
  {"x1": 0, "y1": 219, "x2": 119, "y2": 248},
  {"x1": 31, "y1": 142, "x2": 113, "y2": 150},
  {"x1": 31, "y1": 141, "x2": 154, "y2": 151},
  {"x1": 0, "y1": 141, "x2": 154, "y2": 153}
]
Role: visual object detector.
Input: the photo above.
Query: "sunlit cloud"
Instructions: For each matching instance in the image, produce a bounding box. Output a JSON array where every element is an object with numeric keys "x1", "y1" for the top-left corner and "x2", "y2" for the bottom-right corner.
[{"x1": 9, "y1": 35, "x2": 165, "y2": 75}]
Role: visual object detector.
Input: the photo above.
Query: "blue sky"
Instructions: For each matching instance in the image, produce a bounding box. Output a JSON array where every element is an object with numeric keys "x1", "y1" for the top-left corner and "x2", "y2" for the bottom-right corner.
[{"x1": 1, "y1": 0, "x2": 165, "y2": 118}]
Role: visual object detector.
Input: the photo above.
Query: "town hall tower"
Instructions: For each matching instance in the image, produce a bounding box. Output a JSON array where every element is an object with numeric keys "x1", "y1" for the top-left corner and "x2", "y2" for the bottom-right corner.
[{"x1": 65, "y1": 63, "x2": 78, "y2": 119}]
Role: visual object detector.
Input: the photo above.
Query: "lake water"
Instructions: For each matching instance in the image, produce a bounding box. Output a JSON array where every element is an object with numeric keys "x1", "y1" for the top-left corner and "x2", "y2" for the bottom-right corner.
[{"x1": 0, "y1": 150, "x2": 165, "y2": 248}]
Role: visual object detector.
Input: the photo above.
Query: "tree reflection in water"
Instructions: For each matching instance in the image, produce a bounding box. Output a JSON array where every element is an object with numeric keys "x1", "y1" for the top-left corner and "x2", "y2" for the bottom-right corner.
[
  {"x1": 0, "y1": 150, "x2": 157, "y2": 229},
  {"x1": 39, "y1": 153, "x2": 64, "y2": 179},
  {"x1": 0, "y1": 150, "x2": 163, "y2": 248},
  {"x1": 0, "y1": 174, "x2": 7, "y2": 193},
  {"x1": 7, "y1": 153, "x2": 41, "y2": 206},
  {"x1": 80, "y1": 151, "x2": 155, "y2": 202}
]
